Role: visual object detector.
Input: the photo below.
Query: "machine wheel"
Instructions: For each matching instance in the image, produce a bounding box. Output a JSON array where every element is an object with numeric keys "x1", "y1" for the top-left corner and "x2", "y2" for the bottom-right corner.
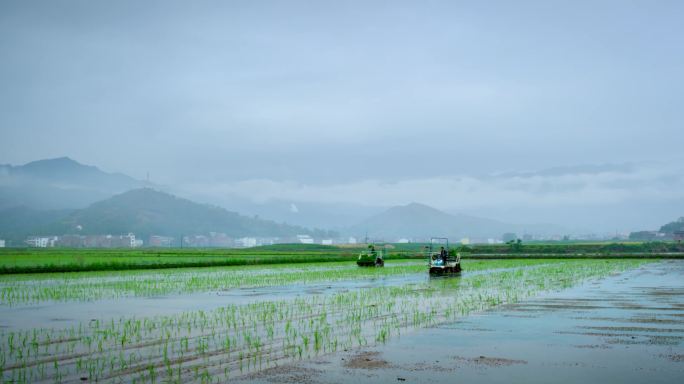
[{"x1": 375, "y1": 259, "x2": 384, "y2": 267}]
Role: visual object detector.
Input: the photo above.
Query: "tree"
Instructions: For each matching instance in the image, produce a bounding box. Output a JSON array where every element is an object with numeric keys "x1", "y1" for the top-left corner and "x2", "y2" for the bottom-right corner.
[{"x1": 506, "y1": 238, "x2": 523, "y2": 252}]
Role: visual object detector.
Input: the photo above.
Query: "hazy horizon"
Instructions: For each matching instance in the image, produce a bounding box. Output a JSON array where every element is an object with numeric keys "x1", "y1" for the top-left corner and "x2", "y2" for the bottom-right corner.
[{"x1": 2, "y1": 1, "x2": 683, "y2": 233}]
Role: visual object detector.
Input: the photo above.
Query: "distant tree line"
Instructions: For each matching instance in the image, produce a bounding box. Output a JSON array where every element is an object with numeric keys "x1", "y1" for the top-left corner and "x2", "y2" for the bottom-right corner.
[{"x1": 457, "y1": 241, "x2": 684, "y2": 254}]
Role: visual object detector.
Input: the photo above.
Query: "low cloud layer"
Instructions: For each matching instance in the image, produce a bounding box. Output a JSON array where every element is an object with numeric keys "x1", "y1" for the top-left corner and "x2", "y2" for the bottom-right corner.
[
  {"x1": 1, "y1": 1, "x2": 683, "y2": 233},
  {"x1": 184, "y1": 163, "x2": 682, "y2": 209},
  {"x1": 179, "y1": 162, "x2": 684, "y2": 232}
]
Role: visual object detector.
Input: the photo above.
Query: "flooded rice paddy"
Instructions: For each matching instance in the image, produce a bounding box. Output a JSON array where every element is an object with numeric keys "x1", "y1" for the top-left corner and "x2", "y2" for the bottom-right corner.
[
  {"x1": 0, "y1": 260, "x2": 564, "y2": 331},
  {"x1": 1, "y1": 259, "x2": 678, "y2": 383},
  {"x1": 242, "y1": 260, "x2": 684, "y2": 384}
]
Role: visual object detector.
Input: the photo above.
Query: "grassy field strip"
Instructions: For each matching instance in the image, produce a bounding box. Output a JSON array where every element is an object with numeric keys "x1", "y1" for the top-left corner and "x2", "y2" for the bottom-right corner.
[
  {"x1": 2, "y1": 242, "x2": 681, "y2": 273},
  {"x1": 0, "y1": 260, "x2": 652, "y2": 383},
  {"x1": 0, "y1": 259, "x2": 570, "y2": 305},
  {"x1": 464, "y1": 253, "x2": 684, "y2": 259},
  {"x1": 0, "y1": 246, "x2": 420, "y2": 274},
  {"x1": 0, "y1": 254, "x2": 367, "y2": 274},
  {"x1": 1, "y1": 259, "x2": 421, "y2": 283}
]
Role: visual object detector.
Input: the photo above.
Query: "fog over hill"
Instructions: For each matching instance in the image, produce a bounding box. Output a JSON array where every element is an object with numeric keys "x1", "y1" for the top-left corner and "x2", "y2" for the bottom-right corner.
[
  {"x1": 0, "y1": 188, "x2": 334, "y2": 243},
  {"x1": 349, "y1": 202, "x2": 506, "y2": 240},
  {"x1": 2, "y1": 1, "x2": 684, "y2": 234},
  {"x1": 57, "y1": 188, "x2": 332, "y2": 239},
  {"x1": 349, "y1": 202, "x2": 568, "y2": 241},
  {"x1": 0, "y1": 157, "x2": 148, "y2": 210},
  {"x1": 0, "y1": 157, "x2": 680, "y2": 240}
]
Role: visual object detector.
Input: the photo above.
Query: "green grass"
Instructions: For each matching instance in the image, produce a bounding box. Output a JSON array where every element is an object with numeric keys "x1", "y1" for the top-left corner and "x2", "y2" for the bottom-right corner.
[{"x1": 0, "y1": 247, "x2": 423, "y2": 274}]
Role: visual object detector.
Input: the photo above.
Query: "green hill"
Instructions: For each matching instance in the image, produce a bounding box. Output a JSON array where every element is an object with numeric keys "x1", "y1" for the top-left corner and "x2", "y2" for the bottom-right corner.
[
  {"x1": 47, "y1": 188, "x2": 331, "y2": 239},
  {"x1": 660, "y1": 217, "x2": 684, "y2": 234}
]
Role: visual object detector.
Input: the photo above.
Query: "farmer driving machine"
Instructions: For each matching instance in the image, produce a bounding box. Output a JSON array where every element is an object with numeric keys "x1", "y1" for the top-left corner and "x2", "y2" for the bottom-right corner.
[
  {"x1": 427, "y1": 237, "x2": 461, "y2": 274},
  {"x1": 357, "y1": 244, "x2": 385, "y2": 267}
]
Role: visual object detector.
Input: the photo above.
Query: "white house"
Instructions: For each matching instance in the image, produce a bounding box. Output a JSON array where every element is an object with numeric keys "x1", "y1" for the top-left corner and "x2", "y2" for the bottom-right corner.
[
  {"x1": 235, "y1": 237, "x2": 257, "y2": 248},
  {"x1": 26, "y1": 236, "x2": 58, "y2": 248},
  {"x1": 296, "y1": 235, "x2": 314, "y2": 244}
]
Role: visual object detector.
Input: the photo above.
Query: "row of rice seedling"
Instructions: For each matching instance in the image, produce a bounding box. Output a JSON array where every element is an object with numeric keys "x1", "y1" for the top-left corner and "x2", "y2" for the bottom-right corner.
[
  {"x1": 0, "y1": 259, "x2": 650, "y2": 383},
  {"x1": 0, "y1": 259, "x2": 568, "y2": 305}
]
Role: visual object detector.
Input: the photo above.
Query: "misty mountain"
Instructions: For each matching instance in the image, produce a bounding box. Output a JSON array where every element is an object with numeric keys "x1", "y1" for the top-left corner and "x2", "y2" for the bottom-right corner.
[
  {"x1": 660, "y1": 217, "x2": 684, "y2": 234},
  {"x1": 47, "y1": 188, "x2": 331, "y2": 239},
  {"x1": 176, "y1": 191, "x2": 385, "y2": 231},
  {"x1": 0, "y1": 157, "x2": 148, "y2": 210},
  {"x1": 350, "y1": 202, "x2": 518, "y2": 240}
]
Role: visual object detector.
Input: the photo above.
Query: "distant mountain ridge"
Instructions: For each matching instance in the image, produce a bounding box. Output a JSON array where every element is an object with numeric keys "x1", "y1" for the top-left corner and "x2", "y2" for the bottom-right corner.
[
  {"x1": 5, "y1": 157, "x2": 135, "y2": 184},
  {"x1": 1, "y1": 188, "x2": 331, "y2": 242},
  {"x1": 0, "y1": 157, "x2": 148, "y2": 210},
  {"x1": 0, "y1": 157, "x2": 572, "y2": 244},
  {"x1": 659, "y1": 217, "x2": 684, "y2": 234},
  {"x1": 350, "y1": 202, "x2": 536, "y2": 240},
  {"x1": 0, "y1": 157, "x2": 335, "y2": 243}
]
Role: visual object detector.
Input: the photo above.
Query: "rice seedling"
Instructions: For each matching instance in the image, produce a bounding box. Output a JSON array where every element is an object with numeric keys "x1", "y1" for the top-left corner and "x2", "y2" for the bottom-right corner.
[
  {"x1": 0, "y1": 259, "x2": 651, "y2": 383},
  {"x1": 0, "y1": 259, "x2": 570, "y2": 305}
]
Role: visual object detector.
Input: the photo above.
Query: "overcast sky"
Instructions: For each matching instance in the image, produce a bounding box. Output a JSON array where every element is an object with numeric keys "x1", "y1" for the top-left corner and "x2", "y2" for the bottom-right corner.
[{"x1": 1, "y1": 0, "x2": 683, "y2": 231}]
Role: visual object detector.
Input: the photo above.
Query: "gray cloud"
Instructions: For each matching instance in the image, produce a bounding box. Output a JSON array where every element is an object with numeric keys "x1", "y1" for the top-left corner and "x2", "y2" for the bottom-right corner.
[
  {"x1": 175, "y1": 162, "x2": 684, "y2": 232},
  {"x1": 1, "y1": 1, "x2": 683, "y2": 231},
  {"x1": 179, "y1": 163, "x2": 682, "y2": 208}
]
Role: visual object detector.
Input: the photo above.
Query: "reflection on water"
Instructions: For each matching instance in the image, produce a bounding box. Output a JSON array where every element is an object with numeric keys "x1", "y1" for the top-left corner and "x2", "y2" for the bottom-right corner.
[{"x1": 285, "y1": 261, "x2": 684, "y2": 384}]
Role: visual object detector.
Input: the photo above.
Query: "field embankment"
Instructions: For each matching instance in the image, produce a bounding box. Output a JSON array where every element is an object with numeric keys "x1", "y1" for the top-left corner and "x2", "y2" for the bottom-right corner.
[
  {"x1": 0, "y1": 246, "x2": 418, "y2": 274},
  {"x1": 1, "y1": 242, "x2": 682, "y2": 274}
]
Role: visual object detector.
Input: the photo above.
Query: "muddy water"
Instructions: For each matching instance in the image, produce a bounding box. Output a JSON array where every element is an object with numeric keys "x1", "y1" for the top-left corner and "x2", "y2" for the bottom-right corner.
[{"x1": 239, "y1": 260, "x2": 684, "y2": 384}]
